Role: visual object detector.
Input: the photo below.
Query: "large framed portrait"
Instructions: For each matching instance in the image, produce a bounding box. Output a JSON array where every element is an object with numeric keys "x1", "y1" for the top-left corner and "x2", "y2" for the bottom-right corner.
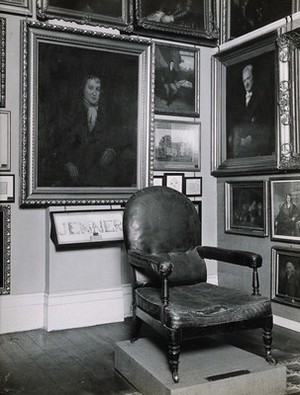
[
  {"x1": 0, "y1": 18, "x2": 5, "y2": 108},
  {"x1": 270, "y1": 178, "x2": 300, "y2": 243},
  {"x1": 271, "y1": 246, "x2": 300, "y2": 308},
  {"x1": 37, "y1": 0, "x2": 133, "y2": 32},
  {"x1": 154, "y1": 118, "x2": 200, "y2": 171},
  {"x1": 20, "y1": 21, "x2": 152, "y2": 206},
  {"x1": 276, "y1": 27, "x2": 300, "y2": 170},
  {"x1": 50, "y1": 209, "x2": 124, "y2": 250},
  {"x1": 221, "y1": 0, "x2": 295, "y2": 43},
  {"x1": 135, "y1": 0, "x2": 218, "y2": 41},
  {"x1": 0, "y1": 205, "x2": 11, "y2": 295},
  {"x1": 154, "y1": 43, "x2": 200, "y2": 116},
  {"x1": 225, "y1": 180, "x2": 268, "y2": 237},
  {"x1": 0, "y1": 0, "x2": 32, "y2": 15},
  {"x1": 212, "y1": 32, "x2": 278, "y2": 176}
]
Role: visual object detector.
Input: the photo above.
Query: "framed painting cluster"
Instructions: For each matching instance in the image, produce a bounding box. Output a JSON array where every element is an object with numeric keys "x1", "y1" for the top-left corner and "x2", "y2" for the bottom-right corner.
[
  {"x1": 154, "y1": 172, "x2": 202, "y2": 197},
  {"x1": 20, "y1": 20, "x2": 152, "y2": 206},
  {"x1": 50, "y1": 209, "x2": 124, "y2": 250},
  {"x1": 0, "y1": 205, "x2": 11, "y2": 295}
]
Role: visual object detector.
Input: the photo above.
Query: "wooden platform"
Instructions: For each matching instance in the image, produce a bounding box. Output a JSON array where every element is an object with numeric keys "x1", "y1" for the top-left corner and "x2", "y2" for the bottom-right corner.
[{"x1": 115, "y1": 338, "x2": 287, "y2": 395}]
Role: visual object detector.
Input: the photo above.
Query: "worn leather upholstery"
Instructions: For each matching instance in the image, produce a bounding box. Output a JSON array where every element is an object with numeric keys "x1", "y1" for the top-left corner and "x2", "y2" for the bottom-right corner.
[{"x1": 135, "y1": 283, "x2": 271, "y2": 329}]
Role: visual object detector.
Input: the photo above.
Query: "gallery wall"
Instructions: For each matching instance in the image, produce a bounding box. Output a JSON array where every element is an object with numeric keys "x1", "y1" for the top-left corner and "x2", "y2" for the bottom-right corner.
[{"x1": 0, "y1": 3, "x2": 217, "y2": 334}]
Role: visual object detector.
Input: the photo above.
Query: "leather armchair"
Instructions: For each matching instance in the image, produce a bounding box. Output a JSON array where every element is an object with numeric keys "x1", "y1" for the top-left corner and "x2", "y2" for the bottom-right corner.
[{"x1": 123, "y1": 186, "x2": 276, "y2": 383}]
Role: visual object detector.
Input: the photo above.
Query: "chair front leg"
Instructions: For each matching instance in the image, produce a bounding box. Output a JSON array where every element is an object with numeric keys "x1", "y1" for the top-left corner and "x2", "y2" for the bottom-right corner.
[
  {"x1": 263, "y1": 320, "x2": 277, "y2": 365},
  {"x1": 168, "y1": 329, "x2": 180, "y2": 383}
]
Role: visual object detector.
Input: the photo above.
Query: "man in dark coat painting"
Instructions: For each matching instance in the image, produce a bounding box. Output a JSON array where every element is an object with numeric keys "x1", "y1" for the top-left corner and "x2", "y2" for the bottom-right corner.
[
  {"x1": 228, "y1": 64, "x2": 273, "y2": 159},
  {"x1": 275, "y1": 193, "x2": 300, "y2": 236},
  {"x1": 280, "y1": 261, "x2": 300, "y2": 299}
]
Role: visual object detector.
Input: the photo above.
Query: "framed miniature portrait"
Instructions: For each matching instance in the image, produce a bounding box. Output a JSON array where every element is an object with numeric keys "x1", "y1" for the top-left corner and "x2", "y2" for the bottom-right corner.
[
  {"x1": 20, "y1": 21, "x2": 152, "y2": 206},
  {"x1": 163, "y1": 173, "x2": 184, "y2": 193},
  {"x1": 0, "y1": 18, "x2": 5, "y2": 108},
  {"x1": 0, "y1": 205, "x2": 11, "y2": 295},
  {"x1": 270, "y1": 178, "x2": 300, "y2": 243},
  {"x1": 271, "y1": 246, "x2": 300, "y2": 308},
  {"x1": 154, "y1": 119, "x2": 200, "y2": 171},
  {"x1": 135, "y1": 0, "x2": 218, "y2": 41},
  {"x1": 225, "y1": 180, "x2": 268, "y2": 237},
  {"x1": 154, "y1": 43, "x2": 200, "y2": 117},
  {"x1": 37, "y1": 0, "x2": 133, "y2": 32},
  {"x1": 221, "y1": 0, "x2": 295, "y2": 43},
  {"x1": 212, "y1": 33, "x2": 277, "y2": 176},
  {"x1": 50, "y1": 209, "x2": 124, "y2": 250}
]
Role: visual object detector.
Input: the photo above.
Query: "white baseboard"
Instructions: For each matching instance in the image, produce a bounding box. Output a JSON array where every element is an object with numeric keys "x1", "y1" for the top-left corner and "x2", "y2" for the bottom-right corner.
[
  {"x1": 0, "y1": 293, "x2": 44, "y2": 334},
  {"x1": 274, "y1": 315, "x2": 300, "y2": 333},
  {"x1": 44, "y1": 287, "x2": 125, "y2": 331}
]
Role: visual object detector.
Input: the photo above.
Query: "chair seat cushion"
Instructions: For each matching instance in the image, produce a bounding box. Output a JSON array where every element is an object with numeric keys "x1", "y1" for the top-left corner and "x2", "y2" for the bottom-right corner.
[{"x1": 135, "y1": 282, "x2": 271, "y2": 330}]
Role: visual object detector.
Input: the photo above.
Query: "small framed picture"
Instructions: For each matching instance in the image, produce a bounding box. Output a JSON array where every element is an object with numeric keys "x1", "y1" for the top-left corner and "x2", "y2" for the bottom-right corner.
[
  {"x1": 270, "y1": 178, "x2": 300, "y2": 243},
  {"x1": 153, "y1": 176, "x2": 163, "y2": 186},
  {"x1": 0, "y1": 175, "x2": 14, "y2": 202},
  {"x1": 185, "y1": 177, "x2": 202, "y2": 197},
  {"x1": 50, "y1": 209, "x2": 124, "y2": 250},
  {"x1": 0, "y1": 111, "x2": 10, "y2": 171},
  {"x1": 154, "y1": 119, "x2": 200, "y2": 171},
  {"x1": 163, "y1": 173, "x2": 184, "y2": 193},
  {"x1": 271, "y1": 246, "x2": 300, "y2": 308},
  {"x1": 154, "y1": 43, "x2": 200, "y2": 117},
  {"x1": 225, "y1": 180, "x2": 268, "y2": 237}
]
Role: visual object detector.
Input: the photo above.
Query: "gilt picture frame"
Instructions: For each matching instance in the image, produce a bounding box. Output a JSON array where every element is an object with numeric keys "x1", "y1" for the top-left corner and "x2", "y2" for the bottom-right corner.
[
  {"x1": 0, "y1": 18, "x2": 6, "y2": 108},
  {"x1": 0, "y1": 205, "x2": 11, "y2": 295},
  {"x1": 50, "y1": 209, "x2": 124, "y2": 250},
  {"x1": 212, "y1": 32, "x2": 278, "y2": 176},
  {"x1": 271, "y1": 246, "x2": 300, "y2": 308},
  {"x1": 221, "y1": 0, "x2": 295, "y2": 43},
  {"x1": 270, "y1": 177, "x2": 300, "y2": 243},
  {"x1": 154, "y1": 43, "x2": 200, "y2": 117},
  {"x1": 37, "y1": 0, "x2": 133, "y2": 32},
  {"x1": 154, "y1": 118, "x2": 200, "y2": 171},
  {"x1": 20, "y1": 21, "x2": 152, "y2": 206},
  {"x1": 0, "y1": 0, "x2": 32, "y2": 15},
  {"x1": 225, "y1": 180, "x2": 268, "y2": 237},
  {"x1": 277, "y1": 26, "x2": 300, "y2": 170},
  {"x1": 135, "y1": 0, "x2": 218, "y2": 41}
]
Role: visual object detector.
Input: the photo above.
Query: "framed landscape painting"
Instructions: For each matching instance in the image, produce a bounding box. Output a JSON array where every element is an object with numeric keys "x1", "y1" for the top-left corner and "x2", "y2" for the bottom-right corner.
[
  {"x1": 154, "y1": 119, "x2": 200, "y2": 171},
  {"x1": 20, "y1": 21, "x2": 152, "y2": 206}
]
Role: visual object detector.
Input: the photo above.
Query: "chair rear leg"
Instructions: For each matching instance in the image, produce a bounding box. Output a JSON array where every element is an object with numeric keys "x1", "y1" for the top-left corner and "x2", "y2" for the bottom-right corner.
[
  {"x1": 168, "y1": 330, "x2": 180, "y2": 383},
  {"x1": 263, "y1": 322, "x2": 277, "y2": 365}
]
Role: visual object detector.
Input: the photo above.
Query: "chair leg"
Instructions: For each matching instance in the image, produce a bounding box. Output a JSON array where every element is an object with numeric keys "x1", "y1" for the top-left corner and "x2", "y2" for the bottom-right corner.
[
  {"x1": 131, "y1": 309, "x2": 142, "y2": 343},
  {"x1": 263, "y1": 324, "x2": 277, "y2": 365},
  {"x1": 168, "y1": 330, "x2": 180, "y2": 383}
]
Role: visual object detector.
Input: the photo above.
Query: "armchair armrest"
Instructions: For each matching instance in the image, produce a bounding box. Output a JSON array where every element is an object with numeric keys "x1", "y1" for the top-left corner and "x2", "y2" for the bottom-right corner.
[
  {"x1": 197, "y1": 246, "x2": 262, "y2": 296},
  {"x1": 128, "y1": 249, "x2": 173, "y2": 277},
  {"x1": 196, "y1": 246, "x2": 262, "y2": 269}
]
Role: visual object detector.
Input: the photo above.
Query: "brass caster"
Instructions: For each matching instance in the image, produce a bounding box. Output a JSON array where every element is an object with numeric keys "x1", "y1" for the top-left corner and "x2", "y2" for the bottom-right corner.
[
  {"x1": 172, "y1": 372, "x2": 179, "y2": 383},
  {"x1": 265, "y1": 354, "x2": 278, "y2": 366}
]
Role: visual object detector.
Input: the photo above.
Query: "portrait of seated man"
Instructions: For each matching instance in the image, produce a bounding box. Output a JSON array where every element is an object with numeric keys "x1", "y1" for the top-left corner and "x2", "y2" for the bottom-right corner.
[
  {"x1": 227, "y1": 57, "x2": 275, "y2": 159},
  {"x1": 275, "y1": 193, "x2": 300, "y2": 237},
  {"x1": 279, "y1": 260, "x2": 300, "y2": 300}
]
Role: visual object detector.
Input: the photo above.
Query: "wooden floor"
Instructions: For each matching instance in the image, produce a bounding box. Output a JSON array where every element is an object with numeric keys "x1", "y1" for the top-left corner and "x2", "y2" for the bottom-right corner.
[{"x1": 0, "y1": 318, "x2": 300, "y2": 394}]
